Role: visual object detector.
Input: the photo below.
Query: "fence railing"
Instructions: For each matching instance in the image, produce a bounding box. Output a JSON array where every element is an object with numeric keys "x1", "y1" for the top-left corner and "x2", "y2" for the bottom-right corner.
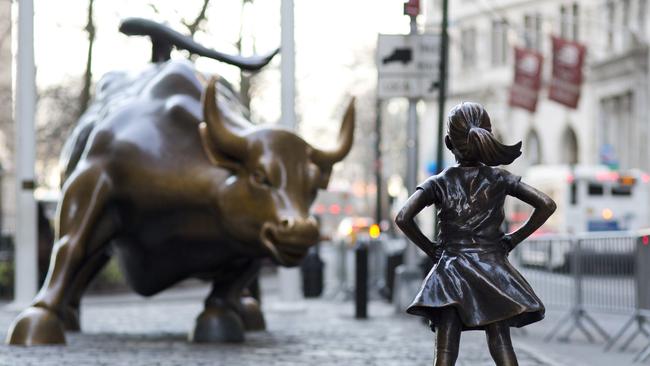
[
  {"x1": 334, "y1": 231, "x2": 650, "y2": 361},
  {"x1": 512, "y1": 232, "x2": 638, "y2": 314},
  {"x1": 511, "y1": 231, "x2": 650, "y2": 362}
]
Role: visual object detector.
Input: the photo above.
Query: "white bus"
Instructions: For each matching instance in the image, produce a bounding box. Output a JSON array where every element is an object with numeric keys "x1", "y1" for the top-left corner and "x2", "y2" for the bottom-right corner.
[{"x1": 508, "y1": 165, "x2": 650, "y2": 235}]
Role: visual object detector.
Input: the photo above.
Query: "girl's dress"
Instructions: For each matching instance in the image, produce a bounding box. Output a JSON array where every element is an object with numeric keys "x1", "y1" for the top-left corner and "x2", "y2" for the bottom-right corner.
[{"x1": 406, "y1": 165, "x2": 545, "y2": 330}]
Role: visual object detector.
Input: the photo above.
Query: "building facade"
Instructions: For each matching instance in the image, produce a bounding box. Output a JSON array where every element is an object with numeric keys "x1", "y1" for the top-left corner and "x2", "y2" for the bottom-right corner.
[{"x1": 421, "y1": 0, "x2": 650, "y2": 175}]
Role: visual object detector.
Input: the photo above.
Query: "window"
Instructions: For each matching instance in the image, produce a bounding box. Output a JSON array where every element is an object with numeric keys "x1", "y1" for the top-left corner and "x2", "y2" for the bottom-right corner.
[
  {"x1": 562, "y1": 127, "x2": 579, "y2": 165},
  {"x1": 525, "y1": 129, "x2": 542, "y2": 165},
  {"x1": 560, "y1": 5, "x2": 568, "y2": 39},
  {"x1": 561, "y1": 3, "x2": 580, "y2": 40},
  {"x1": 491, "y1": 19, "x2": 509, "y2": 66},
  {"x1": 600, "y1": 93, "x2": 635, "y2": 169},
  {"x1": 623, "y1": 0, "x2": 631, "y2": 46},
  {"x1": 588, "y1": 184, "x2": 604, "y2": 196},
  {"x1": 606, "y1": 1, "x2": 616, "y2": 48},
  {"x1": 640, "y1": 0, "x2": 647, "y2": 35},
  {"x1": 524, "y1": 13, "x2": 542, "y2": 50},
  {"x1": 460, "y1": 27, "x2": 477, "y2": 68},
  {"x1": 612, "y1": 186, "x2": 632, "y2": 196},
  {"x1": 572, "y1": 3, "x2": 580, "y2": 40}
]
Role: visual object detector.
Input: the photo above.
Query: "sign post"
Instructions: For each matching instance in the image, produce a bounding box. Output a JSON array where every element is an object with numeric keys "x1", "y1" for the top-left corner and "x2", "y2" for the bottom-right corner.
[{"x1": 382, "y1": 2, "x2": 442, "y2": 312}]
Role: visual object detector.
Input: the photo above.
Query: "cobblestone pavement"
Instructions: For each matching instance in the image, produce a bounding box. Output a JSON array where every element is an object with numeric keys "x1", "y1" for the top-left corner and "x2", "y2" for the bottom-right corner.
[{"x1": 0, "y1": 284, "x2": 557, "y2": 366}]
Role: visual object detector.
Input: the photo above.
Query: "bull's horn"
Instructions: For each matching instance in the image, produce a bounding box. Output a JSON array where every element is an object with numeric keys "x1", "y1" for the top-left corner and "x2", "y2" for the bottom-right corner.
[
  {"x1": 310, "y1": 97, "x2": 355, "y2": 167},
  {"x1": 203, "y1": 76, "x2": 248, "y2": 160}
]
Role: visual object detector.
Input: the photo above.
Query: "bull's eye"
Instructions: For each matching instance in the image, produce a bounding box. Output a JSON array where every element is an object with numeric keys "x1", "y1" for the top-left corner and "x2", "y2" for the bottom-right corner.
[{"x1": 251, "y1": 168, "x2": 273, "y2": 188}]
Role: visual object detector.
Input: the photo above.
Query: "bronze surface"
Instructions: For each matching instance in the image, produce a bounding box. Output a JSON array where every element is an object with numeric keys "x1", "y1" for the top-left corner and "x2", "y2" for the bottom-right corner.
[
  {"x1": 395, "y1": 102, "x2": 555, "y2": 365},
  {"x1": 6, "y1": 59, "x2": 354, "y2": 346}
]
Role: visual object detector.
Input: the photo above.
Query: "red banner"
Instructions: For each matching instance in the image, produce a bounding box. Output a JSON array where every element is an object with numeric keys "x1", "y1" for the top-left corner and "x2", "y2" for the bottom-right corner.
[
  {"x1": 403, "y1": 0, "x2": 420, "y2": 16},
  {"x1": 548, "y1": 36, "x2": 586, "y2": 109},
  {"x1": 509, "y1": 47, "x2": 543, "y2": 112}
]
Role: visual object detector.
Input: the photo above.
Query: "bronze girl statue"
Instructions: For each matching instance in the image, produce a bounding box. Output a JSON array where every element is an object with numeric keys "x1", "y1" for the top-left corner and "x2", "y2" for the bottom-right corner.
[{"x1": 395, "y1": 102, "x2": 556, "y2": 366}]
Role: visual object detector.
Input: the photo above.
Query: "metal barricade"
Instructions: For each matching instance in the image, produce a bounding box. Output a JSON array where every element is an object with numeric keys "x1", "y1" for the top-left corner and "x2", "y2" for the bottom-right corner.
[
  {"x1": 513, "y1": 232, "x2": 639, "y2": 344},
  {"x1": 609, "y1": 231, "x2": 650, "y2": 361},
  {"x1": 511, "y1": 235, "x2": 574, "y2": 309},
  {"x1": 329, "y1": 239, "x2": 353, "y2": 300},
  {"x1": 329, "y1": 235, "x2": 404, "y2": 301},
  {"x1": 579, "y1": 233, "x2": 636, "y2": 314}
]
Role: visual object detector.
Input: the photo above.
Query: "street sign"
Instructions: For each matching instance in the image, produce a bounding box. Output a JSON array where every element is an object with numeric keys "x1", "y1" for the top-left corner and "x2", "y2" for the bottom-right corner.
[
  {"x1": 377, "y1": 34, "x2": 440, "y2": 99},
  {"x1": 378, "y1": 76, "x2": 438, "y2": 99}
]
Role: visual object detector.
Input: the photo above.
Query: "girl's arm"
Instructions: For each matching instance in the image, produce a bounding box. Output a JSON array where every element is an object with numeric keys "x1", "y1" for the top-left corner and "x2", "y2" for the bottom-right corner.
[
  {"x1": 395, "y1": 189, "x2": 438, "y2": 259},
  {"x1": 506, "y1": 181, "x2": 557, "y2": 249}
]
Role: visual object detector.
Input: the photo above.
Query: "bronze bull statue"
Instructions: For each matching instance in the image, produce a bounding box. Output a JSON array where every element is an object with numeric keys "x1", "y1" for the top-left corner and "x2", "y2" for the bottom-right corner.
[{"x1": 7, "y1": 19, "x2": 355, "y2": 346}]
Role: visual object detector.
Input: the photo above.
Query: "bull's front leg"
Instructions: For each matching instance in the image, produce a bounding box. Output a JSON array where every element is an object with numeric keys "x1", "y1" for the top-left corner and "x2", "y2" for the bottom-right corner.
[
  {"x1": 6, "y1": 167, "x2": 116, "y2": 345},
  {"x1": 239, "y1": 278, "x2": 265, "y2": 332},
  {"x1": 190, "y1": 259, "x2": 265, "y2": 343}
]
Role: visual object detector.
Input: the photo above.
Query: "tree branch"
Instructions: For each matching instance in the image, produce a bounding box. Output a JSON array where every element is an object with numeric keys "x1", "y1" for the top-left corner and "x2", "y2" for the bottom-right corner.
[
  {"x1": 183, "y1": 0, "x2": 211, "y2": 36},
  {"x1": 77, "y1": 0, "x2": 95, "y2": 118}
]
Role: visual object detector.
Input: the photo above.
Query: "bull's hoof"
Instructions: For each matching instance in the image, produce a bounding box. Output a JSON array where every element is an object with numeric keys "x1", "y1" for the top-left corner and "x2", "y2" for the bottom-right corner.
[
  {"x1": 60, "y1": 306, "x2": 81, "y2": 332},
  {"x1": 189, "y1": 306, "x2": 245, "y2": 343},
  {"x1": 6, "y1": 306, "x2": 66, "y2": 345},
  {"x1": 239, "y1": 296, "x2": 266, "y2": 331}
]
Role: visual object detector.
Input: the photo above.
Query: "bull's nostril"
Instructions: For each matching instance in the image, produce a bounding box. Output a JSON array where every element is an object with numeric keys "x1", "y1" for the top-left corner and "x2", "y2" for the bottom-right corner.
[{"x1": 280, "y1": 217, "x2": 294, "y2": 229}]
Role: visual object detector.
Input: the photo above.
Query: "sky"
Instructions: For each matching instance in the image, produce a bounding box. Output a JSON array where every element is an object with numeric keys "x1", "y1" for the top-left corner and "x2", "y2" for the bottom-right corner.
[
  {"x1": 23, "y1": 0, "x2": 419, "y2": 194},
  {"x1": 31, "y1": 0, "x2": 412, "y2": 136}
]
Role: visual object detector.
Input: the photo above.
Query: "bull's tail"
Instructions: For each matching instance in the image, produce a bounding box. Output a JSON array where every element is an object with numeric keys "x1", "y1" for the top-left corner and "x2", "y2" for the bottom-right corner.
[{"x1": 119, "y1": 17, "x2": 279, "y2": 71}]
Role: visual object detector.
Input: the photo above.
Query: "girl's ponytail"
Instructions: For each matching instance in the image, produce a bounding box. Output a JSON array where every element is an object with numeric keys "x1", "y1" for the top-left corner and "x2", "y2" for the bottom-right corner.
[
  {"x1": 447, "y1": 102, "x2": 522, "y2": 166},
  {"x1": 467, "y1": 126, "x2": 522, "y2": 166}
]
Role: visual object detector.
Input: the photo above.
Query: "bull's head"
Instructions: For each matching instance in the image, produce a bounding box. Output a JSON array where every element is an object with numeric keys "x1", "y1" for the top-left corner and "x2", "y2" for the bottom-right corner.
[{"x1": 198, "y1": 77, "x2": 354, "y2": 266}]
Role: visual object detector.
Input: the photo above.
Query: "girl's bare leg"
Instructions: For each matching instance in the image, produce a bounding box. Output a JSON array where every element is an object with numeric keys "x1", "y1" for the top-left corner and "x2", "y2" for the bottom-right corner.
[
  {"x1": 434, "y1": 307, "x2": 462, "y2": 366},
  {"x1": 485, "y1": 321, "x2": 519, "y2": 366}
]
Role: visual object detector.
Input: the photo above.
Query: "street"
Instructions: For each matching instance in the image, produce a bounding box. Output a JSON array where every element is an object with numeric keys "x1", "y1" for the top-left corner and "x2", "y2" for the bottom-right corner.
[{"x1": 0, "y1": 272, "x2": 643, "y2": 366}]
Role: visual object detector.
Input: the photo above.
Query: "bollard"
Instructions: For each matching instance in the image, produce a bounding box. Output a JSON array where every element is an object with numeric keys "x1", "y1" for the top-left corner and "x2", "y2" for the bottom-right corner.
[
  {"x1": 381, "y1": 248, "x2": 403, "y2": 301},
  {"x1": 301, "y1": 244, "x2": 324, "y2": 298},
  {"x1": 355, "y1": 240, "x2": 368, "y2": 319}
]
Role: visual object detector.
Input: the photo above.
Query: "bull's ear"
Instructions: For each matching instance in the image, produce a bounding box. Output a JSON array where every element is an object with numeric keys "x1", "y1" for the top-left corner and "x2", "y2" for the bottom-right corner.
[{"x1": 198, "y1": 122, "x2": 243, "y2": 171}]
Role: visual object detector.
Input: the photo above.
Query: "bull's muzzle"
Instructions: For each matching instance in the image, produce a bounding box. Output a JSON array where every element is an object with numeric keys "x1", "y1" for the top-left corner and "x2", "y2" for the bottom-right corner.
[{"x1": 260, "y1": 217, "x2": 319, "y2": 266}]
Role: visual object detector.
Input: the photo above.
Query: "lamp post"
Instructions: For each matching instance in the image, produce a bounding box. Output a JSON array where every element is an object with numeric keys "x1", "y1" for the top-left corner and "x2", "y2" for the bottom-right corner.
[
  {"x1": 13, "y1": 0, "x2": 38, "y2": 306},
  {"x1": 277, "y1": 0, "x2": 303, "y2": 305}
]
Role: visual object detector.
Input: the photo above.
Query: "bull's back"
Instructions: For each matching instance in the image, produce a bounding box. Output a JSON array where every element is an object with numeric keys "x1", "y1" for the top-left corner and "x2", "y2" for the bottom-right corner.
[{"x1": 60, "y1": 59, "x2": 249, "y2": 187}]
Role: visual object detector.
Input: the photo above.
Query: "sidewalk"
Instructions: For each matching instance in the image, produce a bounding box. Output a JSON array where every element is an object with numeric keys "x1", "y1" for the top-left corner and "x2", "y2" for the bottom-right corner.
[
  {"x1": 0, "y1": 276, "x2": 598, "y2": 366},
  {"x1": 511, "y1": 308, "x2": 645, "y2": 366}
]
